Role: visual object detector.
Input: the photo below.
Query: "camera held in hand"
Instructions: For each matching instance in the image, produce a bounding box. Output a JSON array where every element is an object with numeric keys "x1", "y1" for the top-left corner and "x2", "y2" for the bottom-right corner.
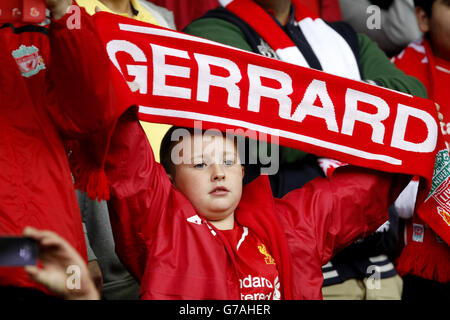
[{"x1": 0, "y1": 237, "x2": 38, "y2": 267}]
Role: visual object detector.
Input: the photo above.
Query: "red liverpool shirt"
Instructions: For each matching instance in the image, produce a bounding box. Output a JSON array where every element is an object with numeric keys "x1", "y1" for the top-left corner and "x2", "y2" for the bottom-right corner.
[{"x1": 219, "y1": 222, "x2": 281, "y2": 300}]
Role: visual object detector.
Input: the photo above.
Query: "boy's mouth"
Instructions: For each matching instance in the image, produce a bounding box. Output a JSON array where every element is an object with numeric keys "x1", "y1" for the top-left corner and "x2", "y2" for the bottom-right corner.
[{"x1": 209, "y1": 186, "x2": 230, "y2": 196}]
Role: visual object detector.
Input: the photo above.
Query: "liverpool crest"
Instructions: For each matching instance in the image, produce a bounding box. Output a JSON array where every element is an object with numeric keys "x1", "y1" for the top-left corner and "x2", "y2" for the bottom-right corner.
[
  {"x1": 257, "y1": 244, "x2": 276, "y2": 265},
  {"x1": 437, "y1": 207, "x2": 450, "y2": 226},
  {"x1": 426, "y1": 149, "x2": 450, "y2": 201},
  {"x1": 12, "y1": 45, "x2": 46, "y2": 78}
]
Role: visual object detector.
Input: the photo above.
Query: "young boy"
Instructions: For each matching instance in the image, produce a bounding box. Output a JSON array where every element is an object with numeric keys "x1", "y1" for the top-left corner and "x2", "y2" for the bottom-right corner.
[
  {"x1": 25, "y1": 108, "x2": 411, "y2": 300},
  {"x1": 391, "y1": 0, "x2": 450, "y2": 300},
  {"x1": 98, "y1": 108, "x2": 409, "y2": 300}
]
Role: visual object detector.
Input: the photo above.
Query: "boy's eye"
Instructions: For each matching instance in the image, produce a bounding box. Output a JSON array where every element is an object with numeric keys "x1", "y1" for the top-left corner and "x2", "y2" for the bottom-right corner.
[
  {"x1": 193, "y1": 162, "x2": 207, "y2": 169},
  {"x1": 224, "y1": 159, "x2": 235, "y2": 166}
]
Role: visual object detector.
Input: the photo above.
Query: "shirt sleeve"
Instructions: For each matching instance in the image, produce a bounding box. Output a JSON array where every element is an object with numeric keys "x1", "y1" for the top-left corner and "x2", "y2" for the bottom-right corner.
[
  {"x1": 184, "y1": 17, "x2": 254, "y2": 52},
  {"x1": 277, "y1": 166, "x2": 410, "y2": 265},
  {"x1": 45, "y1": 6, "x2": 118, "y2": 138},
  {"x1": 104, "y1": 109, "x2": 172, "y2": 281},
  {"x1": 358, "y1": 33, "x2": 428, "y2": 99}
]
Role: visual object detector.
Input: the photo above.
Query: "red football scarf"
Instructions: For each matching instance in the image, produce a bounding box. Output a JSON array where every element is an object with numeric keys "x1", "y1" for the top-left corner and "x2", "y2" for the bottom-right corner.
[
  {"x1": 396, "y1": 214, "x2": 450, "y2": 283},
  {"x1": 392, "y1": 39, "x2": 450, "y2": 281},
  {"x1": 90, "y1": 12, "x2": 450, "y2": 245},
  {"x1": 409, "y1": 42, "x2": 450, "y2": 247}
]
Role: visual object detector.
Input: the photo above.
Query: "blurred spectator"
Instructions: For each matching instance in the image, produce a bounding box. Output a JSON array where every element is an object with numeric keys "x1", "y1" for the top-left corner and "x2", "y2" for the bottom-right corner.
[
  {"x1": 0, "y1": 0, "x2": 118, "y2": 299},
  {"x1": 151, "y1": 0, "x2": 343, "y2": 31},
  {"x1": 339, "y1": 0, "x2": 422, "y2": 56},
  {"x1": 78, "y1": 192, "x2": 140, "y2": 300},
  {"x1": 392, "y1": 0, "x2": 450, "y2": 300}
]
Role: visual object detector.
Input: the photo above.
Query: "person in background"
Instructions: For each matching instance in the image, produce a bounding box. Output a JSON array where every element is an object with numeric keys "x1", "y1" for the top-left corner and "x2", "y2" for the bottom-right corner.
[
  {"x1": 391, "y1": 0, "x2": 450, "y2": 300},
  {"x1": 75, "y1": 0, "x2": 176, "y2": 300},
  {"x1": 151, "y1": 0, "x2": 342, "y2": 31},
  {"x1": 0, "y1": 0, "x2": 118, "y2": 300},
  {"x1": 78, "y1": 192, "x2": 139, "y2": 299}
]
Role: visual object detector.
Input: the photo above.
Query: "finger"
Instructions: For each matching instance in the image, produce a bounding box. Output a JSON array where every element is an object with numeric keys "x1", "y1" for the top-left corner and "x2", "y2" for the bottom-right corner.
[
  {"x1": 23, "y1": 226, "x2": 37, "y2": 237},
  {"x1": 24, "y1": 228, "x2": 72, "y2": 258},
  {"x1": 24, "y1": 265, "x2": 40, "y2": 278},
  {"x1": 435, "y1": 103, "x2": 440, "y2": 112},
  {"x1": 25, "y1": 265, "x2": 48, "y2": 287},
  {"x1": 26, "y1": 266, "x2": 66, "y2": 296},
  {"x1": 39, "y1": 233, "x2": 83, "y2": 262},
  {"x1": 23, "y1": 227, "x2": 52, "y2": 242},
  {"x1": 41, "y1": 235, "x2": 65, "y2": 247}
]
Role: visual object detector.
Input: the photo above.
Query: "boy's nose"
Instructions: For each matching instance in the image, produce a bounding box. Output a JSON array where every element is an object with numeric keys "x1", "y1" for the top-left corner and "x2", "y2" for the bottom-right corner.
[{"x1": 211, "y1": 164, "x2": 225, "y2": 181}]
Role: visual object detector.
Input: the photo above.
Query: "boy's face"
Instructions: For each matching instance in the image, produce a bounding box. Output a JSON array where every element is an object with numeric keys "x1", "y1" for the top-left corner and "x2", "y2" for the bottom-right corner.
[
  {"x1": 416, "y1": 0, "x2": 450, "y2": 61},
  {"x1": 170, "y1": 132, "x2": 244, "y2": 230}
]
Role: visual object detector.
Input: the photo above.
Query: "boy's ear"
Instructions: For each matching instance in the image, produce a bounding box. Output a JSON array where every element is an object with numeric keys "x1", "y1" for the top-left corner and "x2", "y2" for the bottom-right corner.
[
  {"x1": 241, "y1": 165, "x2": 245, "y2": 180},
  {"x1": 415, "y1": 6, "x2": 430, "y2": 34}
]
